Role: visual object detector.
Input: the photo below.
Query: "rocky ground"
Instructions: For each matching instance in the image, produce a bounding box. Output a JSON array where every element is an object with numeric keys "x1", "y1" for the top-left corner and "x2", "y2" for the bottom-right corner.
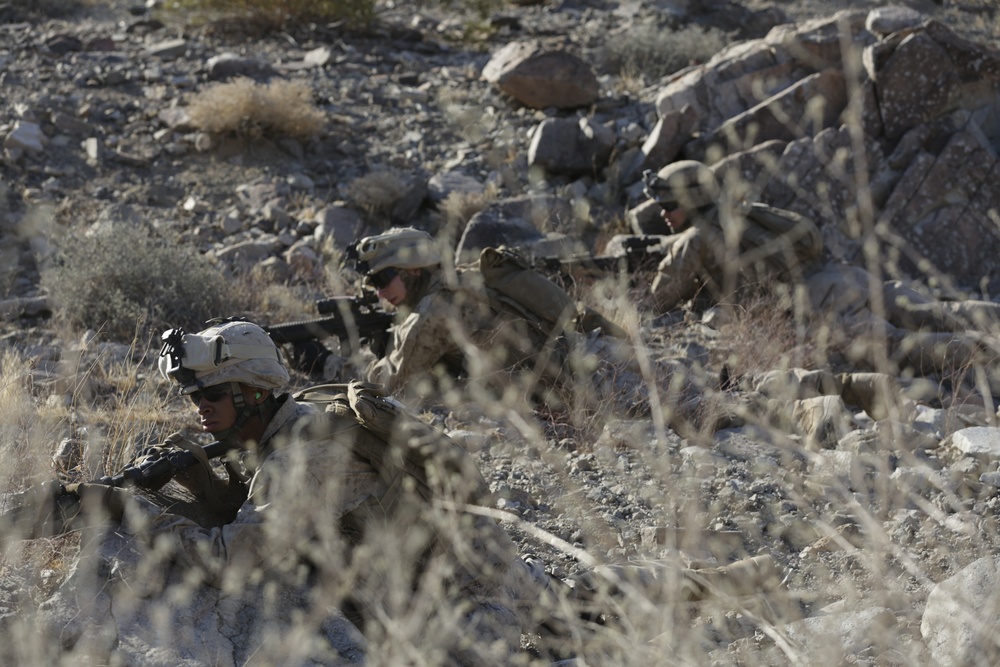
[{"x1": 3, "y1": 0, "x2": 1000, "y2": 665}]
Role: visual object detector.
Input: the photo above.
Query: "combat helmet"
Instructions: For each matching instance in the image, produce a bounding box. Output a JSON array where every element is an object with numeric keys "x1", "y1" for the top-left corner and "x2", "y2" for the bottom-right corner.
[
  {"x1": 648, "y1": 160, "x2": 721, "y2": 211},
  {"x1": 158, "y1": 319, "x2": 288, "y2": 439},
  {"x1": 353, "y1": 227, "x2": 442, "y2": 276},
  {"x1": 158, "y1": 319, "x2": 288, "y2": 395}
]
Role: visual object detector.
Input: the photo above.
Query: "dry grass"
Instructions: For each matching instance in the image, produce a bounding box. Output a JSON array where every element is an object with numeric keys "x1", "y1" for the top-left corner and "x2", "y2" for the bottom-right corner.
[
  {"x1": 187, "y1": 78, "x2": 327, "y2": 141},
  {"x1": 600, "y1": 23, "x2": 732, "y2": 89},
  {"x1": 343, "y1": 169, "x2": 411, "y2": 223},
  {"x1": 6, "y1": 3, "x2": 1000, "y2": 665}
]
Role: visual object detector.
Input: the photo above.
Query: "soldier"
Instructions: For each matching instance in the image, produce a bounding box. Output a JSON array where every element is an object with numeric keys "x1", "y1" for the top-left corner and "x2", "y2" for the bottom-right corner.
[
  {"x1": 354, "y1": 227, "x2": 631, "y2": 409},
  {"x1": 643, "y1": 160, "x2": 824, "y2": 313},
  {"x1": 67, "y1": 318, "x2": 527, "y2": 664},
  {"x1": 14, "y1": 319, "x2": 788, "y2": 664}
]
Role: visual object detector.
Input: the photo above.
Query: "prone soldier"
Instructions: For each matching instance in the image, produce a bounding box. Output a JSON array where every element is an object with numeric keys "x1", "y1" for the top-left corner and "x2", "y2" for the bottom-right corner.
[
  {"x1": 354, "y1": 227, "x2": 633, "y2": 411},
  {"x1": 642, "y1": 160, "x2": 823, "y2": 313}
]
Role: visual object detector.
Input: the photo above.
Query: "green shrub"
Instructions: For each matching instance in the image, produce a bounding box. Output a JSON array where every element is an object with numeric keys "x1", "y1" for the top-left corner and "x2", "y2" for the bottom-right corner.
[
  {"x1": 171, "y1": 0, "x2": 376, "y2": 31},
  {"x1": 600, "y1": 23, "x2": 731, "y2": 81},
  {"x1": 42, "y1": 225, "x2": 240, "y2": 343},
  {"x1": 187, "y1": 78, "x2": 326, "y2": 141}
]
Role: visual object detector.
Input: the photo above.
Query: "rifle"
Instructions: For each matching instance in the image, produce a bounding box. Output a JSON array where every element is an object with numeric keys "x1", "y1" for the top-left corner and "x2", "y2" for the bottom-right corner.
[
  {"x1": 1, "y1": 439, "x2": 239, "y2": 538},
  {"x1": 530, "y1": 236, "x2": 667, "y2": 280},
  {"x1": 264, "y1": 294, "x2": 395, "y2": 374}
]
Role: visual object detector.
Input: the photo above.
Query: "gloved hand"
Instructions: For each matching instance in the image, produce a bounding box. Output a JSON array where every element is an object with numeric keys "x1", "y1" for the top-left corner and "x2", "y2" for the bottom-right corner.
[
  {"x1": 149, "y1": 432, "x2": 247, "y2": 519},
  {"x1": 64, "y1": 482, "x2": 131, "y2": 524},
  {"x1": 132, "y1": 432, "x2": 208, "y2": 495}
]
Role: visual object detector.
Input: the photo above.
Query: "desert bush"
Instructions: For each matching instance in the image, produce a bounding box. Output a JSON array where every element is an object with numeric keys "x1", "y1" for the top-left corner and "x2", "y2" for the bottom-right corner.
[
  {"x1": 171, "y1": 0, "x2": 375, "y2": 31},
  {"x1": 41, "y1": 225, "x2": 240, "y2": 343},
  {"x1": 344, "y1": 170, "x2": 409, "y2": 220},
  {"x1": 713, "y1": 286, "x2": 815, "y2": 382},
  {"x1": 187, "y1": 78, "x2": 326, "y2": 141},
  {"x1": 438, "y1": 185, "x2": 499, "y2": 233},
  {"x1": 599, "y1": 23, "x2": 731, "y2": 82}
]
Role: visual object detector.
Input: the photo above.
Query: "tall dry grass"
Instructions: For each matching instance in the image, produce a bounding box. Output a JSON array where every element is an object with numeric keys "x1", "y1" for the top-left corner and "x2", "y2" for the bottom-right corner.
[{"x1": 5, "y1": 14, "x2": 1000, "y2": 667}]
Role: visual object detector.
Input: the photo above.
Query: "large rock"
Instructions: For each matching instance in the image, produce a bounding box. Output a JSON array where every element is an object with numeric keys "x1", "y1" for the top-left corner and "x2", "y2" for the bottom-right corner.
[
  {"x1": 527, "y1": 116, "x2": 615, "y2": 176},
  {"x1": 700, "y1": 67, "x2": 848, "y2": 151},
  {"x1": 455, "y1": 195, "x2": 573, "y2": 263},
  {"x1": 876, "y1": 123, "x2": 1000, "y2": 290},
  {"x1": 782, "y1": 607, "x2": 899, "y2": 664},
  {"x1": 5, "y1": 530, "x2": 366, "y2": 667},
  {"x1": 482, "y1": 41, "x2": 599, "y2": 109},
  {"x1": 921, "y1": 556, "x2": 1000, "y2": 667}
]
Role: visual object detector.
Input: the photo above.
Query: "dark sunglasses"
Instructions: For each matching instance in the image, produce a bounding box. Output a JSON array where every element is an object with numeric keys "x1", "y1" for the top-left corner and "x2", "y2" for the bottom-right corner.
[
  {"x1": 658, "y1": 200, "x2": 680, "y2": 212},
  {"x1": 188, "y1": 384, "x2": 232, "y2": 405},
  {"x1": 367, "y1": 268, "x2": 398, "y2": 290}
]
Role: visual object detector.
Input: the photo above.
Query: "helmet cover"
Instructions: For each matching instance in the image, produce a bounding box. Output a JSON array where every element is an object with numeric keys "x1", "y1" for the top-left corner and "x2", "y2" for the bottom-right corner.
[
  {"x1": 354, "y1": 227, "x2": 441, "y2": 275},
  {"x1": 158, "y1": 320, "x2": 288, "y2": 395},
  {"x1": 653, "y1": 160, "x2": 720, "y2": 210}
]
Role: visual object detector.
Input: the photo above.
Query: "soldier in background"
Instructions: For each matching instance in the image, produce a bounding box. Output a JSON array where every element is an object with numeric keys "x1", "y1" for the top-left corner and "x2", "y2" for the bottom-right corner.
[
  {"x1": 643, "y1": 160, "x2": 823, "y2": 314},
  {"x1": 355, "y1": 227, "x2": 636, "y2": 413}
]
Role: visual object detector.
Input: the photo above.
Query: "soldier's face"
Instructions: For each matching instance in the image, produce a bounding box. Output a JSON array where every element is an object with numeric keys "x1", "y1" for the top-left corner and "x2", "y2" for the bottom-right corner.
[
  {"x1": 660, "y1": 205, "x2": 689, "y2": 233},
  {"x1": 376, "y1": 273, "x2": 408, "y2": 307},
  {"x1": 193, "y1": 383, "x2": 237, "y2": 434}
]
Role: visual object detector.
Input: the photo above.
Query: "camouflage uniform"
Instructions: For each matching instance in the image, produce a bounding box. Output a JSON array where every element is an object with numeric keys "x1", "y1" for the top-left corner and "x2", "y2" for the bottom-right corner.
[
  {"x1": 366, "y1": 268, "x2": 559, "y2": 401},
  {"x1": 647, "y1": 161, "x2": 823, "y2": 312},
  {"x1": 359, "y1": 228, "x2": 633, "y2": 409},
  {"x1": 135, "y1": 322, "x2": 527, "y2": 664}
]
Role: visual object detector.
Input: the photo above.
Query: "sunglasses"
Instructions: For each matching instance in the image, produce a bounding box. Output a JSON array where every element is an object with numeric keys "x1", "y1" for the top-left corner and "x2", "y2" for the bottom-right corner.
[
  {"x1": 367, "y1": 268, "x2": 398, "y2": 290},
  {"x1": 658, "y1": 200, "x2": 680, "y2": 212},
  {"x1": 188, "y1": 384, "x2": 232, "y2": 405}
]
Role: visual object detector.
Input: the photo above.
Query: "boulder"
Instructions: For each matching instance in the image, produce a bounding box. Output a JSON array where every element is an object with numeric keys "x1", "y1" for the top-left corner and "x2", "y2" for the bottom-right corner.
[
  {"x1": 528, "y1": 116, "x2": 615, "y2": 175},
  {"x1": 456, "y1": 195, "x2": 572, "y2": 263},
  {"x1": 482, "y1": 41, "x2": 599, "y2": 109},
  {"x1": 922, "y1": 556, "x2": 1000, "y2": 667}
]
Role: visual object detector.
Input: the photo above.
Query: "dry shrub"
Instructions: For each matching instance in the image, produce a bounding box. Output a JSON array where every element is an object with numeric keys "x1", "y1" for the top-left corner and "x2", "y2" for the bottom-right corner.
[
  {"x1": 0, "y1": 352, "x2": 51, "y2": 490},
  {"x1": 713, "y1": 287, "x2": 814, "y2": 382},
  {"x1": 344, "y1": 170, "x2": 408, "y2": 219},
  {"x1": 171, "y1": 0, "x2": 375, "y2": 31},
  {"x1": 439, "y1": 185, "x2": 498, "y2": 231},
  {"x1": 599, "y1": 23, "x2": 731, "y2": 83},
  {"x1": 41, "y1": 225, "x2": 241, "y2": 344},
  {"x1": 187, "y1": 78, "x2": 326, "y2": 140}
]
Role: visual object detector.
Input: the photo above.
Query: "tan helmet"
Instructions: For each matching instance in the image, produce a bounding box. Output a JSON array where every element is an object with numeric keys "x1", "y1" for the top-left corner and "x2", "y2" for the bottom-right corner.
[
  {"x1": 354, "y1": 227, "x2": 441, "y2": 275},
  {"x1": 654, "y1": 160, "x2": 720, "y2": 210},
  {"x1": 158, "y1": 320, "x2": 289, "y2": 395}
]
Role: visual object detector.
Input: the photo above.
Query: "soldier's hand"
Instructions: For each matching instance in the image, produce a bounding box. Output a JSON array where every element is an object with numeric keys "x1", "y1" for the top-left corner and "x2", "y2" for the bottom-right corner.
[
  {"x1": 158, "y1": 431, "x2": 227, "y2": 500},
  {"x1": 129, "y1": 439, "x2": 186, "y2": 491},
  {"x1": 65, "y1": 482, "x2": 131, "y2": 523},
  {"x1": 137, "y1": 432, "x2": 206, "y2": 495}
]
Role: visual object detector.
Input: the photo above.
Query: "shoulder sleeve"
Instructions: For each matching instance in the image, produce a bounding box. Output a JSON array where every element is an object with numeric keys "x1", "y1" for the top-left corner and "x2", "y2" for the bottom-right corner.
[{"x1": 365, "y1": 293, "x2": 459, "y2": 395}]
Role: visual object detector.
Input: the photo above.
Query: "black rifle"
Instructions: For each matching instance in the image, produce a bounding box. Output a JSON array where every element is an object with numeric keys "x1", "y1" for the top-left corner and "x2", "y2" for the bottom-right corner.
[
  {"x1": 264, "y1": 295, "x2": 394, "y2": 374},
  {"x1": 531, "y1": 236, "x2": 667, "y2": 279},
  {"x1": 1, "y1": 439, "x2": 238, "y2": 538}
]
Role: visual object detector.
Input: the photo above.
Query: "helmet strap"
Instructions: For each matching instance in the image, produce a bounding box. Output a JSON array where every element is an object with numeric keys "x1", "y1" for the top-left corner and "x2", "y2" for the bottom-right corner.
[{"x1": 212, "y1": 382, "x2": 265, "y2": 443}]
